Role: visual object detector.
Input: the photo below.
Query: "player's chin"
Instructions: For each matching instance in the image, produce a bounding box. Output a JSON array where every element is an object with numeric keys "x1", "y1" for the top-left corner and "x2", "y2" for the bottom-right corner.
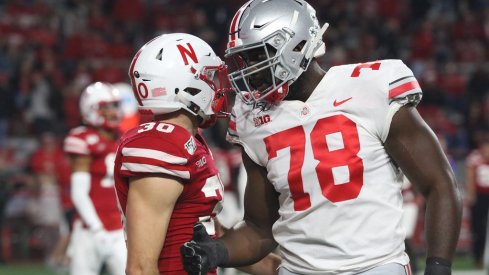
[{"x1": 251, "y1": 83, "x2": 270, "y2": 95}]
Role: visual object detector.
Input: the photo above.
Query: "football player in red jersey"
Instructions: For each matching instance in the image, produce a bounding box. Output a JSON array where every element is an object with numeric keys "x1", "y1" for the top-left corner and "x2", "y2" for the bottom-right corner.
[
  {"x1": 466, "y1": 131, "x2": 489, "y2": 268},
  {"x1": 63, "y1": 82, "x2": 127, "y2": 275},
  {"x1": 181, "y1": 1, "x2": 461, "y2": 275},
  {"x1": 116, "y1": 33, "x2": 280, "y2": 275}
]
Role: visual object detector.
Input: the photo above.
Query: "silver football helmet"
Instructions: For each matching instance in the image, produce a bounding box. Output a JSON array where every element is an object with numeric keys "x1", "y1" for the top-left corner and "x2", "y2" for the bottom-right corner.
[{"x1": 225, "y1": 0, "x2": 328, "y2": 105}]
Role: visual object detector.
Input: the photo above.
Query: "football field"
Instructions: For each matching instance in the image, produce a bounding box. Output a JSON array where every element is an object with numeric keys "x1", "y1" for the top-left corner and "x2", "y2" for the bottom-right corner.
[{"x1": 0, "y1": 255, "x2": 485, "y2": 275}]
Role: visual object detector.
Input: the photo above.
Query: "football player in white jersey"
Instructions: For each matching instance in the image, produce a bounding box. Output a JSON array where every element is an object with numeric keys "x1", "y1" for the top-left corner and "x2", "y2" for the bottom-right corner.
[{"x1": 180, "y1": 1, "x2": 461, "y2": 275}]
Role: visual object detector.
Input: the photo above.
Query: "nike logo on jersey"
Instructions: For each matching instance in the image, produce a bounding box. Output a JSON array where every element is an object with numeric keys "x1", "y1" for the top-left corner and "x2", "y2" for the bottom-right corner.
[{"x1": 333, "y1": 97, "x2": 352, "y2": 107}]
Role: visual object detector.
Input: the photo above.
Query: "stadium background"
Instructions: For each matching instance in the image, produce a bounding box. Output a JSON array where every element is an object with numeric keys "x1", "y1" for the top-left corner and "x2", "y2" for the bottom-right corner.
[{"x1": 0, "y1": 0, "x2": 488, "y2": 274}]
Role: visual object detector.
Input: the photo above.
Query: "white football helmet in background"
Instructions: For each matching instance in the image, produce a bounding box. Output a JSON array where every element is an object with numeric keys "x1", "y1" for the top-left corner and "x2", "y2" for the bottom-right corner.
[
  {"x1": 79, "y1": 82, "x2": 122, "y2": 129},
  {"x1": 128, "y1": 33, "x2": 232, "y2": 128},
  {"x1": 225, "y1": 0, "x2": 329, "y2": 105},
  {"x1": 113, "y1": 82, "x2": 138, "y2": 118}
]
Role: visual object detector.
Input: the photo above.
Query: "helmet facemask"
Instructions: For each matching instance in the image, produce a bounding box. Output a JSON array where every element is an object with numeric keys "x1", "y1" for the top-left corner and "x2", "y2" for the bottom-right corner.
[
  {"x1": 97, "y1": 100, "x2": 123, "y2": 130},
  {"x1": 80, "y1": 82, "x2": 122, "y2": 131},
  {"x1": 184, "y1": 60, "x2": 233, "y2": 128},
  {"x1": 227, "y1": 30, "x2": 292, "y2": 105}
]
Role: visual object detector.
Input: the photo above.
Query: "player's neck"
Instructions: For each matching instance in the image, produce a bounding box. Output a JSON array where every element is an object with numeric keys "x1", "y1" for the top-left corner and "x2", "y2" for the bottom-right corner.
[
  {"x1": 287, "y1": 61, "x2": 326, "y2": 102},
  {"x1": 154, "y1": 111, "x2": 199, "y2": 136}
]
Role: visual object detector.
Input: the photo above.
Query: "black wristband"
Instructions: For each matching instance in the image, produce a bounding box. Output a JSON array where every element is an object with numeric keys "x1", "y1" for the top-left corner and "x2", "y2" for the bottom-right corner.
[
  {"x1": 426, "y1": 257, "x2": 451, "y2": 268},
  {"x1": 424, "y1": 257, "x2": 451, "y2": 275},
  {"x1": 215, "y1": 239, "x2": 229, "y2": 266}
]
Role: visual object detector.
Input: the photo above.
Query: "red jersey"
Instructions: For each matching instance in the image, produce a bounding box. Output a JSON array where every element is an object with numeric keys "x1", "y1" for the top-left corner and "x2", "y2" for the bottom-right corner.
[
  {"x1": 467, "y1": 150, "x2": 489, "y2": 194},
  {"x1": 114, "y1": 122, "x2": 223, "y2": 274},
  {"x1": 64, "y1": 126, "x2": 122, "y2": 231}
]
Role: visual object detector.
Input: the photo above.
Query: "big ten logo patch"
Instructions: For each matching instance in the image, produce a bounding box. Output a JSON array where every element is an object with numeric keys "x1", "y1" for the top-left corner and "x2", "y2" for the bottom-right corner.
[
  {"x1": 196, "y1": 156, "x2": 207, "y2": 168},
  {"x1": 254, "y1": 114, "x2": 271, "y2": 127}
]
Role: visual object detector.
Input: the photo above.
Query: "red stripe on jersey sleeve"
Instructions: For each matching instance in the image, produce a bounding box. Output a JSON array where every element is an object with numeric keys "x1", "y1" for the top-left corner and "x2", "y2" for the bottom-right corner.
[{"x1": 388, "y1": 81, "x2": 420, "y2": 99}]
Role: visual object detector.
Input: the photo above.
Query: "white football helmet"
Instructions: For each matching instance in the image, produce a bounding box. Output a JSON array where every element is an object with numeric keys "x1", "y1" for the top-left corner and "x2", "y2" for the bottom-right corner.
[
  {"x1": 79, "y1": 82, "x2": 122, "y2": 129},
  {"x1": 225, "y1": 0, "x2": 329, "y2": 105},
  {"x1": 128, "y1": 33, "x2": 232, "y2": 128},
  {"x1": 113, "y1": 82, "x2": 138, "y2": 117}
]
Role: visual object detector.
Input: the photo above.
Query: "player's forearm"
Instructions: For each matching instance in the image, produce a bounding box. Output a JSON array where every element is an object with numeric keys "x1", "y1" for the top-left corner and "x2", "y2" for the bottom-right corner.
[
  {"x1": 423, "y1": 180, "x2": 462, "y2": 262},
  {"x1": 70, "y1": 171, "x2": 103, "y2": 230},
  {"x1": 237, "y1": 252, "x2": 281, "y2": 275},
  {"x1": 220, "y1": 220, "x2": 277, "y2": 267},
  {"x1": 126, "y1": 259, "x2": 160, "y2": 275}
]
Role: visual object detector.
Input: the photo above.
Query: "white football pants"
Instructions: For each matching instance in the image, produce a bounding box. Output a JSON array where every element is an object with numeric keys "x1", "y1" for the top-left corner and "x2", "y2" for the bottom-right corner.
[
  {"x1": 69, "y1": 220, "x2": 127, "y2": 275},
  {"x1": 278, "y1": 263, "x2": 412, "y2": 275}
]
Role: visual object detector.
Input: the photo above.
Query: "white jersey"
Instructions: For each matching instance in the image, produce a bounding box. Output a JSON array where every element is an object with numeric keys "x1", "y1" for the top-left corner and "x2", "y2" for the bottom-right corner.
[{"x1": 227, "y1": 59, "x2": 422, "y2": 274}]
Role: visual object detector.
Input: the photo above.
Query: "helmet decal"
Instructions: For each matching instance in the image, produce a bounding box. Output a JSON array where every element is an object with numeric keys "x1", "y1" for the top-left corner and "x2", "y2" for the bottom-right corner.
[{"x1": 176, "y1": 43, "x2": 199, "y2": 65}]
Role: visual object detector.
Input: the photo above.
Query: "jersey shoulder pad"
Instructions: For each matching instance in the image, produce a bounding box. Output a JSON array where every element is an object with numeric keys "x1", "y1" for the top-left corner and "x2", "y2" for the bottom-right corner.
[
  {"x1": 118, "y1": 123, "x2": 196, "y2": 180},
  {"x1": 381, "y1": 59, "x2": 422, "y2": 104},
  {"x1": 226, "y1": 110, "x2": 240, "y2": 145},
  {"x1": 63, "y1": 126, "x2": 99, "y2": 155}
]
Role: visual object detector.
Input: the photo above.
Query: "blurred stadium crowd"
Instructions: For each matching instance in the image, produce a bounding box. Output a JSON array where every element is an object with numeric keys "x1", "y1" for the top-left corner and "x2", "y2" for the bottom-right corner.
[{"x1": 0, "y1": 0, "x2": 488, "y2": 271}]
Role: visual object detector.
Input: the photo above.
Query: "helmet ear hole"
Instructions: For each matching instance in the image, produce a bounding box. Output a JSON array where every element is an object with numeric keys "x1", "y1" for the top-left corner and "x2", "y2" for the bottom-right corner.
[
  {"x1": 293, "y1": 40, "x2": 306, "y2": 52},
  {"x1": 183, "y1": 87, "x2": 202, "y2": 96}
]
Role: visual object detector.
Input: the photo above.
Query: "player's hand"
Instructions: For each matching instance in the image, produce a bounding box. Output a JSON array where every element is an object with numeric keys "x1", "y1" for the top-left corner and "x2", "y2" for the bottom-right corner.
[
  {"x1": 180, "y1": 222, "x2": 229, "y2": 275},
  {"x1": 424, "y1": 257, "x2": 451, "y2": 275}
]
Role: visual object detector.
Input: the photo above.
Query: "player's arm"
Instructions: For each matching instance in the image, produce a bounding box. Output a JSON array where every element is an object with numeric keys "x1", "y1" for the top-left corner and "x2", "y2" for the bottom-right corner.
[
  {"x1": 214, "y1": 218, "x2": 281, "y2": 275},
  {"x1": 220, "y1": 150, "x2": 280, "y2": 265},
  {"x1": 181, "y1": 149, "x2": 279, "y2": 273},
  {"x1": 69, "y1": 154, "x2": 104, "y2": 231},
  {"x1": 384, "y1": 105, "x2": 462, "y2": 273},
  {"x1": 465, "y1": 161, "x2": 476, "y2": 205},
  {"x1": 125, "y1": 175, "x2": 183, "y2": 275}
]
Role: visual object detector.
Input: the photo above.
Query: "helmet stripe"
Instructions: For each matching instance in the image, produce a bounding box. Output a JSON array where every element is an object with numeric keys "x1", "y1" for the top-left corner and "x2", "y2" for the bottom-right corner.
[
  {"x1": 228, "y1": 1, "x2": 252, "y2": 46},
  {"x1": 229, "y1": 10, "x2": 242, "y2": 42},
  {"x1": 128, "y1": 36, "x2": 160, "y2": 106},
  {"x1": 129, "y1": 49, "x2": 144, "y2": 106}
]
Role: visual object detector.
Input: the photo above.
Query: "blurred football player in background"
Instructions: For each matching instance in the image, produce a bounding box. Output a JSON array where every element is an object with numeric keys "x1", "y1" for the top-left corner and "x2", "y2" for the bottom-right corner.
[
  {"x1": 113, "y1": 82, "x2": 141, "y2": 134},
  {"x1": 467, "y1": 131, "x2": 489, "y2": 269},
  {"x1": 64, "y1": 82, "x2": 126, "y2": 275},
  {"x1": 181, "y1": 1, "x2": 461, "y2": 275},
  {"x1": 401, "y1": 177, "x2": 423, "y2": 275},
  {"x1": 115, "y1": 33, "x2": 280, "y2": 275}
]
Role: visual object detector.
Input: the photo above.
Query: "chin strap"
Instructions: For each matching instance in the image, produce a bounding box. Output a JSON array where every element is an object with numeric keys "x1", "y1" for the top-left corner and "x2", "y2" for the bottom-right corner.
[
  {"x1": 298, "y1": 22, "x2": 329, "y2": 73},
  {"x1": 306, "y1": 23, "x2": 329, "y2": 59}
]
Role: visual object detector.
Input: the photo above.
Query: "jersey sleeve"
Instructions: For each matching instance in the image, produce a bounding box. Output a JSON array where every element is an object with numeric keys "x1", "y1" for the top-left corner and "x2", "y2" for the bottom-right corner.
[
  {"x1": 63, "y1": 127, "x2": 91, "y2": 155},
  {"x1": 118, "y1": 135, "x2": 191, "y2": 181},
  {"x1": 386, "y1": 59, "x2": 422, "y2": 105},
  {"x1": 379, "y1": 59, "x2": 423, "y2": 142}
]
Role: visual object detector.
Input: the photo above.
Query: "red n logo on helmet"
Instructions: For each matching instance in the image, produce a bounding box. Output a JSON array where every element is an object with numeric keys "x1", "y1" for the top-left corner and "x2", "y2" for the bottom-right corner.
[{"x1": 177, "y1": 43, "x2": 198, "y2": 65}]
